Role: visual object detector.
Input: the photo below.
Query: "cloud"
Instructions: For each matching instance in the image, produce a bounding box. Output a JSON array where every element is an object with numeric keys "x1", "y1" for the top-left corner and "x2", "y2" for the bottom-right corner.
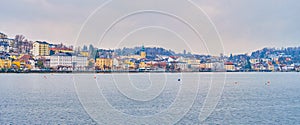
[
  {"x1": 193, "y1": 0, "x2": 300, "y2": 54},
  {"x1": 1, "y1": 0, "x2": 300, "y2": 55}
]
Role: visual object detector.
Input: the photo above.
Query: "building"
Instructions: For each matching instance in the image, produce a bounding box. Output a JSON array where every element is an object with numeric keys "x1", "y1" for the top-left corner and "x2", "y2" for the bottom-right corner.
[
  {"x1": 199, "y1": 63, "x2": 206, "y2": 70},
  {"x1": 0, "y1": 35, "x2": 13, "y2": 53},
  {"x1": 50, "y1": 53, "x2": 88, "y2": 71},
  {"x1": 50, "y1": 48, "x2": 74, "y2": 55},
  {"x1": 50, "y1": 53, "x2": 72, "y2": 70},
  {"x1": 187, "y1": 59, "x2": 201, "y2": 71},
  {"x1": 0, "y1": 41, "x2": 9, "y2": 52},
  {"x1": 122, "y1": 59, "x2": 136, "y2": 70},
  {"x1": 205, "y1": 62, "x2": 225, "y2": 71},
  {"x1": 33, "y1": 41, "x2": 50, "y2": 56},
  {"x1": 140, "y1": 45, "x2": 146, "y2": 58},
  {"x1": 224, "y1": 62, "x2": 235, "y2": 71},
  {"x1": 138, "y1": 62, "x2": 148, "y2": 70},
  {"x1": 95, "y1": 58, "x2": 113, "y2": 70},
  {"x1": 1, "y1": 38, "x2": 14, "y2": 52},
  {"x1": 0, "y1": 59, "x2": 12, "y2": 69},
  {"x1": 72, "y1": 55, "x2": 88, "y2": 70},
  {"x1": 80, "y1": 51, "x2": 89, "y2": 57},
  {"x1": 0, "y1": 32, "x2": 7, "y2": 39},
  {"x1": 249, "y1": 58, "x2": 260, "y2": 64},
  {"x1": 17, "y1": 54, "x2": 34, "y2": 69},
  {"x1": 267, "y1": 61, "x2": 274, "y2": 71}
]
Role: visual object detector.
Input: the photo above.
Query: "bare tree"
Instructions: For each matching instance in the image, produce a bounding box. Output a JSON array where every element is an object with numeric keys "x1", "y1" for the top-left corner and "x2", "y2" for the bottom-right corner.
[{"x1": 14, "y1": 35, "x2": 25, "y2": 53}]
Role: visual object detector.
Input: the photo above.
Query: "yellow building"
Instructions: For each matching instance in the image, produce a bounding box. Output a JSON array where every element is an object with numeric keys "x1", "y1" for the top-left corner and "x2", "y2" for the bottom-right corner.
[
  {"x1": 224, "y1": 62, "x2": 235, "y2": 71},
  {"x1": 187, "y1": 59, "x2": 200, "y2": 65},
  {"x1": 123, "y1": 60, "x2": 136, "y2": 69},
  {"x1": 225, "y1": 64, "x2": 235, "y2": 71},
  {"x1": 268, "y1": 65, "x2": 274, "y2": 71},
  {"x1": 80, "y1": 51, "x2": 89, "y2": 57},
  {"x1": 95, "y1": 58, "x2": 113, "y2": 70},
  {"x1": 33, "y1": 41, "x2": 50, "y2": 56},
  {"x1": 141, "y1": 52, "x2": 146, "y2": 58},
  {"x1": 11, "y1": 60, "x2": 32, "y2": 69},
  {"x1": 267, "y1": 62, "x2": 274, "y2": 71},
  {"x1": 139, "y1": 62, "x2": 147, "y2": 69},
  {"x1": 50, "y1": 48, "x2": 74, "y2": 54},
  {"x1": 0, "y1": 59, "x2": 12, "y2": 69},
  {"x1": 121, "y1": 55, "x2": 141, "y2": 60},
  {"x1": 200, "y1": 63, "x2": 206, "y2": 69}
]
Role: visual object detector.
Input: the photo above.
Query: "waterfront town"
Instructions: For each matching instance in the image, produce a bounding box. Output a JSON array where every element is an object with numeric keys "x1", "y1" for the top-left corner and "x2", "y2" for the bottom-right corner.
[{"x1": 0, "y1": 31, "x2": 300, "y2": 73}]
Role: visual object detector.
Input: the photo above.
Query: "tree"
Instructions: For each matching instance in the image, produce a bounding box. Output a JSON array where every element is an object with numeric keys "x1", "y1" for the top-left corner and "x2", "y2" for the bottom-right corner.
[
  {"x1": 89, "y1": 44, "x2": 96, "y2": 58},
  {"x1": 88, "y1": 60, "x2": 94, "y2": 69},
  {"x1": 245, "y1": 58, "x2": 252, "y2": 70},
  {"x1": 82, "y1": 45, "x2": 88, "y2": 51},
  {"x1": 14, "y1": 35, "x2": 26, "y2": 53},
  {"x1": 229, "y1": 53, "x2": 233, "y2": 60},
  {"x1": 37, "y1": 60, "x2": 44, "y2": 69}
]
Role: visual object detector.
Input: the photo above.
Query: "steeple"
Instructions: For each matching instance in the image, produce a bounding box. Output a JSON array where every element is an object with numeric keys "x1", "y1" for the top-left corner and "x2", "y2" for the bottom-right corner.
[
  {"x1": 140, "y1": 45, "x2": 146, "y2": 58},
  {"x1": 141, "y1": 45, "x2": 145, "y2": 52}
]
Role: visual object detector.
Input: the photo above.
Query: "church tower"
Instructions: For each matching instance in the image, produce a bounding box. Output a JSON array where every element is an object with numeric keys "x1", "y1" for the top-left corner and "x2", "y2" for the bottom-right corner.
[{"x1": 140, "y1": 45, "x2": 146, "y2": 58}]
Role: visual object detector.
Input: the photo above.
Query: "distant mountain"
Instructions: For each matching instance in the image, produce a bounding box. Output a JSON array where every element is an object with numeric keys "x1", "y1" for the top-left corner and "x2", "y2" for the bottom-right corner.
[
  {"x1": 250, "y1": 47, "x2": 300, "y2": 62},
  {"x1": 114, "y1": 46, "x2": 176, "y2": 57}
]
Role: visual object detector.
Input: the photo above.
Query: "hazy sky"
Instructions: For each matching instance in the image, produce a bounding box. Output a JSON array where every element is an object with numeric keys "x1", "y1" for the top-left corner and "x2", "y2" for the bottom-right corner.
[{"x1": 0, "y1": 0, "x2": 299, "y2": 55}]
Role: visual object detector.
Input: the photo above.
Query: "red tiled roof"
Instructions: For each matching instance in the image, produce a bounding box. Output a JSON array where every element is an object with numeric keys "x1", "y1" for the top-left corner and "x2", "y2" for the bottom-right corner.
[
  {"x1": 19, "y1": 54, "x2": 32, "y2": 60},
  {"x1": 224, "y1": 62, "x2": 234, "y2": 65}
]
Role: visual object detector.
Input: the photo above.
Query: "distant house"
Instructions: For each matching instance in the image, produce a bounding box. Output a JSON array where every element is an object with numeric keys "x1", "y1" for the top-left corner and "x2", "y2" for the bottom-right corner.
[
  {"x1": 95, "y1": 58, "x2": 113, "y2": 70},
  {"x1": 0, "y1": 59, "x2": 11, "y2": 69},
  {"x1": 16, "y1": 54, "x2": 34, "y2": 69},
  {"x1": 0, "y1": 41, "x2": 9, "y2": 52},
  {"x1": 0, "y1": 32, "x2": 7, "y2": 39},
  {"x1": 50, "y1": 53, "x2": 72, "y2": 70},
  {"x1": 50, "y1": 53, "x2": 87, "y2": 71},
  {"x1": 72, "y1": 55, "x2": 88, "y2": 70},
  {"x1": 49, "y1": 47, "x2": 73, "y2": 55},
  {"x1": 0, "y1": 35, "x2": 13, "y2": 53},
  {"x1": 33, "y1": 41, "x2": 50, "y2": 56},
  {"x1": 224, "y1": 62, "x2": 235, "y2": 71}
]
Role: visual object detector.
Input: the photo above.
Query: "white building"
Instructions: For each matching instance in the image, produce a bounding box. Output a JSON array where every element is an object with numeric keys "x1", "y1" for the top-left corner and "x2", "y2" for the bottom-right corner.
[
  {"x1": 0, "y1": 41, "x2": 9, "y2": 52},
  {"x1": 50, "y1": 53, "x2": 72, "y2": 69},
  {"x1": 50, "y1": 53, "x2": 87, "y2": 70},
  {"x1": 205, "y1": 62, "x2": 225, "y2": 71},
  {"x1": 0, "y1": 38, "x2": 13, "y2": 53},
  {"x1": 72, "y1": 55, "x2": 88, "y2": 70}
]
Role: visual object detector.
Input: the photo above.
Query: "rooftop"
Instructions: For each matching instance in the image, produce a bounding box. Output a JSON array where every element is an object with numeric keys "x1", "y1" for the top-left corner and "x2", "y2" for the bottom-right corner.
[
  {"x1": 52, "y1": 52, "x2": 73, "y2": 56},
  {"x1": 35, "y1": 41, "x2": 49, "y2": 44}
]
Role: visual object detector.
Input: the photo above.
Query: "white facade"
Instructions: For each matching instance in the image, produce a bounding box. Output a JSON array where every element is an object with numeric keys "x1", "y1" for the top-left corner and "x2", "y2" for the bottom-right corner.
[
  {"x1": 72, "y1": 56, "x2": 88, "y2": 70},
  {"x1": 50, "y1": 53, "x2": 87, "y2": 70},
  {"x1": 50, "y1": 54, "x2": 72, "y2": 68},
  {"x1": 205, "y1": 62, "x2": 225, "y2": 71},
  {"x1": 0, "y1": 43, "x2": 9, "y2": 52},
  {"x1": 32, "y1": 42, "x2": 39, "y2": 56},
  {"x1": 0, "y1": 39, "x2": 10, "y2": 52}
]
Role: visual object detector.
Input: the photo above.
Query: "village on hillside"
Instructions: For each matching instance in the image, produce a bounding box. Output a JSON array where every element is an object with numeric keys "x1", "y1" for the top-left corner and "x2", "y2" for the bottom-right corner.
[{"x1": 1, "y1": 32, "x2": 300, "y2": 73}]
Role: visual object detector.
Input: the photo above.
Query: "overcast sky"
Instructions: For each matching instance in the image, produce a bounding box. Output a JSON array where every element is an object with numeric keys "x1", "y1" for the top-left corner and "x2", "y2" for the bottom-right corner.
[{"x1": 0, "y1": 0, "x2": 299, "y2": 55}]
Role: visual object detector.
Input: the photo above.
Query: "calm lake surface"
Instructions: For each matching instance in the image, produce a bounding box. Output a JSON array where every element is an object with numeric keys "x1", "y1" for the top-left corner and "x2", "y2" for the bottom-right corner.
[{"x1": 0, "y1": 73, "x2": 299, "y2": 124}]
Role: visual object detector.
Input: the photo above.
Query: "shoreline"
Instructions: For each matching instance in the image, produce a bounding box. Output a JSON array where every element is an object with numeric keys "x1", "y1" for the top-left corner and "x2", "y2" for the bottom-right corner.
[{"x1": 0, "y1": 70, "x2": 299, "y2": 74}]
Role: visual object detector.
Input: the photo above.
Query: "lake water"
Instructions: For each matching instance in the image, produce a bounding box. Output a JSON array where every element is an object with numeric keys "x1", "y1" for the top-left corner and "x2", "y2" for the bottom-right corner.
[{"x1": 0, "y1": 73, "x2": 299, "y2": 124}]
